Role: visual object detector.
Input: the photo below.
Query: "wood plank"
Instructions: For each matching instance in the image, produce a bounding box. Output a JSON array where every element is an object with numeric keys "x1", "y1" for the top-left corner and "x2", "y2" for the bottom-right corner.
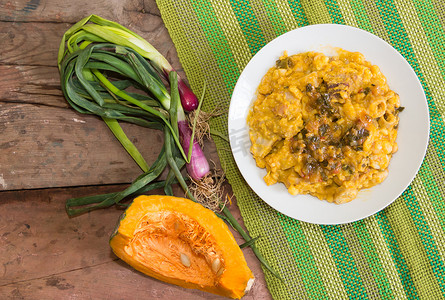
[
  {"x1": 0, "y1": 21, "x2": 184, "y2": 103},
  {"x1": 0, "y1": 8, "x2": 190, "y2": 190},
  {"x1": 0, "y1": 1, "x2": 273, "y2": 299},
  {"x1": 0, "y1": 2, "x2": 184, "y2": 78},
  {"x1": 0, "y1": 186, "x2": 272, "y2": 299},
  {"x1": 0, "y1": 22, "x2": 70, "y2": 67},
  {"x1": 1, "y1": 0, "x2": 142, "y2": 23},
  {"x1": 0, "y1": 102, "x2": 164, "y2": 190},
  {"x1": 0, "y1": 65, "x2": 65, "y2": 107}
]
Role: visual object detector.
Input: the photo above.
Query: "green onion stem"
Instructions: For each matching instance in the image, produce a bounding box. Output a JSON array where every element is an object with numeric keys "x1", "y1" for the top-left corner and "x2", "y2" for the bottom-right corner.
[
  {"x1": 187, "y1": 80, "x2": 206, "y2": 162},
  {"x1": 168, "y1": 72, "x2": 180, "y2": 138},
  {"x1": 239, "y1": 236, "x2": 260, "y2": 249},
  {"x1": 58, "y1": 18, "x2": 281, "y2": 280},
  {"x1": 103, "y1": 117, "x2": 149, "y2": 172},
  {"x1": 92, "y1": 70, "x2": 164, "y2": 118},
  {"x1": 65, "y1": 179, "x2": 174, "y2": 216},
  {"x1": 210, "y1": 129, "x2": 230, "y2": 143},
  {"x1": 164, "y1": 129, "x2": 193, "y2": 200},
  {"x1": 221, "y1": 205, "x2": 283, "y2": 281},
  {"x1": 67, "y1": 30, "x2": 105, "y2": 53},
  {"x1": 66, "y1": 146, "x2": 168, "y2": 216},
  {"x1": 124, "y1": 50, "x2": 170, "y2": 109},
  {"x1": 164, "y1": 128, "x2": 281, "y2": 280},
  {"x1": 92, "y1": 69, "x2": 188, "y2": 163}
]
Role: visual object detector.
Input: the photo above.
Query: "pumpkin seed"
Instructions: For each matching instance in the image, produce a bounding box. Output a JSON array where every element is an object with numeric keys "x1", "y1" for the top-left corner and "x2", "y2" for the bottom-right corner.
[
  {"x1": 216, "y1": 266, "x2": 225, "y2": 277},
  {"x1": 211, "y1": 258, "x2": 221, "y2": 274},
  {"x1": 180, "y1": 253, "x2": 191, "y2": 267},
  {"x1": 244, "y1": 278, "x2": 255, "y2": 293}
]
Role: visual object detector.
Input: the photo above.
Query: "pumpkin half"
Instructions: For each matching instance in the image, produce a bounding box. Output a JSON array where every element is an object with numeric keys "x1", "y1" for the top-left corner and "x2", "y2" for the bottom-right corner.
[{"x1": 110, "y1": 195, "x2": 254, "y2": 299}]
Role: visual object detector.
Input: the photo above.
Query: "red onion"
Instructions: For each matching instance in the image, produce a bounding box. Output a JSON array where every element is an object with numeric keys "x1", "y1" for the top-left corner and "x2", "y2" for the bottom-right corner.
[
  {"x1": 178, "y1": 80, "x2": 198, "y2": 111},
  {"x1": 178, "y1": 120, "x2": 210, "y2": 180}
]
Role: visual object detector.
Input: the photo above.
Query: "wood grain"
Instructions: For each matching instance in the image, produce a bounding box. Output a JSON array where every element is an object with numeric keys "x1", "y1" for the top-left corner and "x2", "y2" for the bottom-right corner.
[
  {"x1": 0, "y1": 1, "x2": 184, "y2": 77},
  {"x1": 0, "y1": 185, "x2": 272, "y2": 299},
  {"x1": 0, "y1": 65, "x2": 65, "y2": 107},
  {"x1": 1, "y1": 0, "x2": 143, "y2": 23},
  {"x1": 0, "y1": 101, "x2": 164, "y2": 190},
  {"x1": 0, "y1": 22, "x2": 68, "y2": 67},
  {"x1": 0, "y1": 4, "x2": 185, "y2": 190},
  {"x1": 0, "y1": 0, "x2": 273, "y2": 298}
]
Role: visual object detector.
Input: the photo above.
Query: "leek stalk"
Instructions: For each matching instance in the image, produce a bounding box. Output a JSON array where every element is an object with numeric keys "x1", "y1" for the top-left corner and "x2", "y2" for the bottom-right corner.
[{"x1": 58, "y1": 14, "x2": 199, "y2": 111}]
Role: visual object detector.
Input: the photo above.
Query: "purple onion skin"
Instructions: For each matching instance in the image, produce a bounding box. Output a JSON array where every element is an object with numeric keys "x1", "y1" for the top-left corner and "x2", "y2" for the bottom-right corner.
[
  {"x1": 178, "y1": 80, "x2": 198, "y2": 111},
  {"x1": 163, "y1": 69, "x2": 198, "y2": 111},
  {"x1": 178, "y1": 120, "x2": 210, "y2": 180}
]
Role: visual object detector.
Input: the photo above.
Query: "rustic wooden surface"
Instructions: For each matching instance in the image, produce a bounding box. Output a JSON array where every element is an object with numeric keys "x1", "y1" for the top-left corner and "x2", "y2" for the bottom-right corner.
[{"x1": 0, "y1": 1, "x2": 273, "y2": 299}]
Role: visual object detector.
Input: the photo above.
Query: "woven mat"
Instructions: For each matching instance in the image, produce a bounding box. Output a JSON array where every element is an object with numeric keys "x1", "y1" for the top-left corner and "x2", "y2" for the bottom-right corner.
[{"x1": 156, "y1": 1, "x2": 445, "y2": 299}]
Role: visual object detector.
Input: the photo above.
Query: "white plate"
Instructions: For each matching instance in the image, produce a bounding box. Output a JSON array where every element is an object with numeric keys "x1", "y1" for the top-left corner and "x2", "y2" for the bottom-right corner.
[{"x1": 228, "y1": 24, "x2": 430, "y2": 225}]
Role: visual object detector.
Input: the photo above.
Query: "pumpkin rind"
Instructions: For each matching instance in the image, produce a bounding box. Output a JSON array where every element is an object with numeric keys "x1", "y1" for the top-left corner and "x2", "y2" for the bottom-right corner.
[{"x1": 110, "y1": 195, "x2": 254, "y2": 299}]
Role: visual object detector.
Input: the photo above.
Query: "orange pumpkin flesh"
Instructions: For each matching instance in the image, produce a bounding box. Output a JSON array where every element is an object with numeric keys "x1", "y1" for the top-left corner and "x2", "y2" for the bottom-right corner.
[{"x1": 110, "y1": 195, "x2": 254, "y2": 299}]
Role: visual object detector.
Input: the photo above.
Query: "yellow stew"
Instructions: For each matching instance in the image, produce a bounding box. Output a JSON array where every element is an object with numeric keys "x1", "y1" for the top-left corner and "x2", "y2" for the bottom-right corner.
[{"x1": 248, "y1": 49, "x2": 402, "y2": 204}]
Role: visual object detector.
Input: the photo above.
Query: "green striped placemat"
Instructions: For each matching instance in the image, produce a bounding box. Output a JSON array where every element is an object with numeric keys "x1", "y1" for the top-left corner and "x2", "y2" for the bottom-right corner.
[{"x1": 156, "y1": 1, "x2": 445, "y2": 299}]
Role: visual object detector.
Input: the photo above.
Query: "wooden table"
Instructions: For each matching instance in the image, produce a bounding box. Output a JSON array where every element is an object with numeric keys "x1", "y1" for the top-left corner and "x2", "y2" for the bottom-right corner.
[{"x1": 0, "y1": 1, "x2": 272, "y2": 299}]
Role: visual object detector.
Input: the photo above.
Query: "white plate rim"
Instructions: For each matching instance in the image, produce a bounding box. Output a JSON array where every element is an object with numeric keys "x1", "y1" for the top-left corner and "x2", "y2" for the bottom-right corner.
[{"x1": 228, "y1": 24, "x2": 430, "y2": 225}]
